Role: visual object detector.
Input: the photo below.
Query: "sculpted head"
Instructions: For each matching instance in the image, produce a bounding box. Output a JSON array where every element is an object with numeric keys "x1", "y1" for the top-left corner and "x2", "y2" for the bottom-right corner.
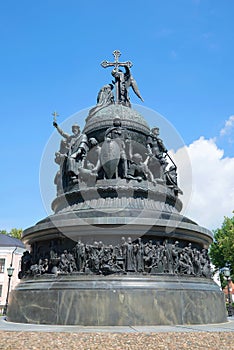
[
  {"x1": 132, "y1": 153, "x2": 143, "y2": 164},
  {"x1": 113, "y1": 117, "x2": 122, "y2": 127},
  {"x1": 89, "y1": 137, "x2": 98, "y2": 147},
  {"x1": 72, "y1": 124, "x2": 80, "y2": 135},
  {"x1": 151, "y1": 127, "x2": 160, "y2": 136}
]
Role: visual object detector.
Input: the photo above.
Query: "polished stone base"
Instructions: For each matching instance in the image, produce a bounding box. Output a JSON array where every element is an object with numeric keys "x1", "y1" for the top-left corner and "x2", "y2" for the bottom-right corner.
[{"x1": 7, "y1": 275, "x2": 227, "y2": 325}]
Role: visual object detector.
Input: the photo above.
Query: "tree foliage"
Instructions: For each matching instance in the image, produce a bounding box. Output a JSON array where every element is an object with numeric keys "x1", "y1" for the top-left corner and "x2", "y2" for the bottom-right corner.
[
  {"x1": 209, "y1": 213, "x2": 234, "y2": 283},
  {"x1": 0, "y1": 228, "x2": 23, "y2": 240}
]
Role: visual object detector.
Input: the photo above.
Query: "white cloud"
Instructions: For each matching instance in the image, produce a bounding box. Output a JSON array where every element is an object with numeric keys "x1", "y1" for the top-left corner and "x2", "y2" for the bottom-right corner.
[
  {"x1": 171, "y1": 137, "x2": 234, "y2": 230},
  {"x1": 220, "y1": 115, "x2": 234, "y2": 136}
]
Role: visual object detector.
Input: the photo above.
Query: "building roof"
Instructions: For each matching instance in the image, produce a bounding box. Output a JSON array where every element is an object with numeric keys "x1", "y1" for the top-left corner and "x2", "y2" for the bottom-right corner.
[{"x1": 0, "y1": 233, "x2": 25, "y2": 249}]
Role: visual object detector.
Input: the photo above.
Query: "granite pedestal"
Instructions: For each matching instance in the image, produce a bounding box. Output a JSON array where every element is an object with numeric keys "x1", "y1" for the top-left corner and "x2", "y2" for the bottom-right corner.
[{"x1": 8, "y1": 274, "x2": 226, "y2": 325}]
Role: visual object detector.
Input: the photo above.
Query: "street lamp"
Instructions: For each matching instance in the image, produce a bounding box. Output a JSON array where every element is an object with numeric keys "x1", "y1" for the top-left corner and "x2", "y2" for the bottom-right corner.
[
  {"x1": 3, "y1": 247, "x2": 17, "y2": 316},
  {"x1": 221, "y1": 266, "x2": 233, "y2": 317},
  {"x1": 3, "y1": 266, "x2": 15, "y2": 316}
]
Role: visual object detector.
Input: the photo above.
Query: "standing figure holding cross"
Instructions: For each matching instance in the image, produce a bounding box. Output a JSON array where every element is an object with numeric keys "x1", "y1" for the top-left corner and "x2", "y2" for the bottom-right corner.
[{"x1": 101, "y1": 50, "x2": 144, "y2": 107}]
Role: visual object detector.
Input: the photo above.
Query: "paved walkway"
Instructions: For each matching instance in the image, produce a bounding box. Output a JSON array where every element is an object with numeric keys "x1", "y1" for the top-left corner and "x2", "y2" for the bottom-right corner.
[
  {"x1": 1, "y1": 317, "x2": 234, "y2": 349},
  {"x1": 1, "y1": 316, "x2": 234, "y2": 333}
]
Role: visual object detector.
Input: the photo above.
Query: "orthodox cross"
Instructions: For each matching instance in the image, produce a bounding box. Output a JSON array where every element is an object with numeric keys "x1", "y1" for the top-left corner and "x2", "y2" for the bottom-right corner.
[
  {"x1": 52, "y1": 111, "x2": 59, "y2": 123},
  {"x1": 101, "y1": 50, "x2": 132, "y2": 103}
]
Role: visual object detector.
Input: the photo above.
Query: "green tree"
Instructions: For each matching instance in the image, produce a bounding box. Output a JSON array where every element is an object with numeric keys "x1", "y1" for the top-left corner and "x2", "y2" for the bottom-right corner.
[
  {"x1": 0, "y1": 228, "x2": 23, "y2": 240},
  {"x1": 209, "y1": 213, "x2": 234, "y2": 287},
  {"x1": 9, "y1": 228, "x2": 23, "y2": 239}
]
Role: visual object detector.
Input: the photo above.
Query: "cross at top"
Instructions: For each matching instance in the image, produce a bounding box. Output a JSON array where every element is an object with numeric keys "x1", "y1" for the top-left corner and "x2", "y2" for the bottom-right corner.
[
  {"x1": 101, "y1": 50, "x2": 132, "y2": 70},
  {"x1": 52, "y1": 111, "x2": 59, "y2": 123}
]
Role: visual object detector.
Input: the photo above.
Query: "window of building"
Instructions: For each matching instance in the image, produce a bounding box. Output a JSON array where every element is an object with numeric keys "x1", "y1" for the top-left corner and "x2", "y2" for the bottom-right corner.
[
  {"x1": 0, "y1": 259, "x2": 5, "y2": 273},
  {"x1": 0, "y1": 285, "x2": 2, "y2": 297}
]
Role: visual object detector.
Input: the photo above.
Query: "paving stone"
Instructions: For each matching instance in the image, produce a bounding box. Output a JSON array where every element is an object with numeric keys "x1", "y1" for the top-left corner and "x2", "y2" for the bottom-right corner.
[{"x1": 1, "y1": 331, "x2": 234, "y2": 350}]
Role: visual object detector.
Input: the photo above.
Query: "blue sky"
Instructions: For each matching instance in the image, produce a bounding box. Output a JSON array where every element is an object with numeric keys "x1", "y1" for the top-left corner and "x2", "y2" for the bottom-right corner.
[{"x1": 0, "y1": 0, "x2": 233, "y2": 231}]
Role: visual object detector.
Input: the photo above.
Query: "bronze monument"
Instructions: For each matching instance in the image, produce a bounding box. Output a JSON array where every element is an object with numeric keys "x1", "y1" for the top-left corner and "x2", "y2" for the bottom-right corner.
[{"x1": 7, "y1": 51, "x2": 227, "y2": 325}]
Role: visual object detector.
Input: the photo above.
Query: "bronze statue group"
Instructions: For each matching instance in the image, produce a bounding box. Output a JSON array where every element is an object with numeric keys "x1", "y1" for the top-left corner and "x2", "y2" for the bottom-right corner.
[
  {"x1": 19, "y1": 238, "x2": 212, "y2": 279},
  {"x1": 53, "y1": 117, "x2": 182, "y2": 196}
]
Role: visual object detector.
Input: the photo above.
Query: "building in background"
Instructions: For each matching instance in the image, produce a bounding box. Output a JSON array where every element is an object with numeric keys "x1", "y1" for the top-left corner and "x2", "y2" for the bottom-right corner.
[{"x1": 0, "y1": 234, "x2": 25, "y2": 314}]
